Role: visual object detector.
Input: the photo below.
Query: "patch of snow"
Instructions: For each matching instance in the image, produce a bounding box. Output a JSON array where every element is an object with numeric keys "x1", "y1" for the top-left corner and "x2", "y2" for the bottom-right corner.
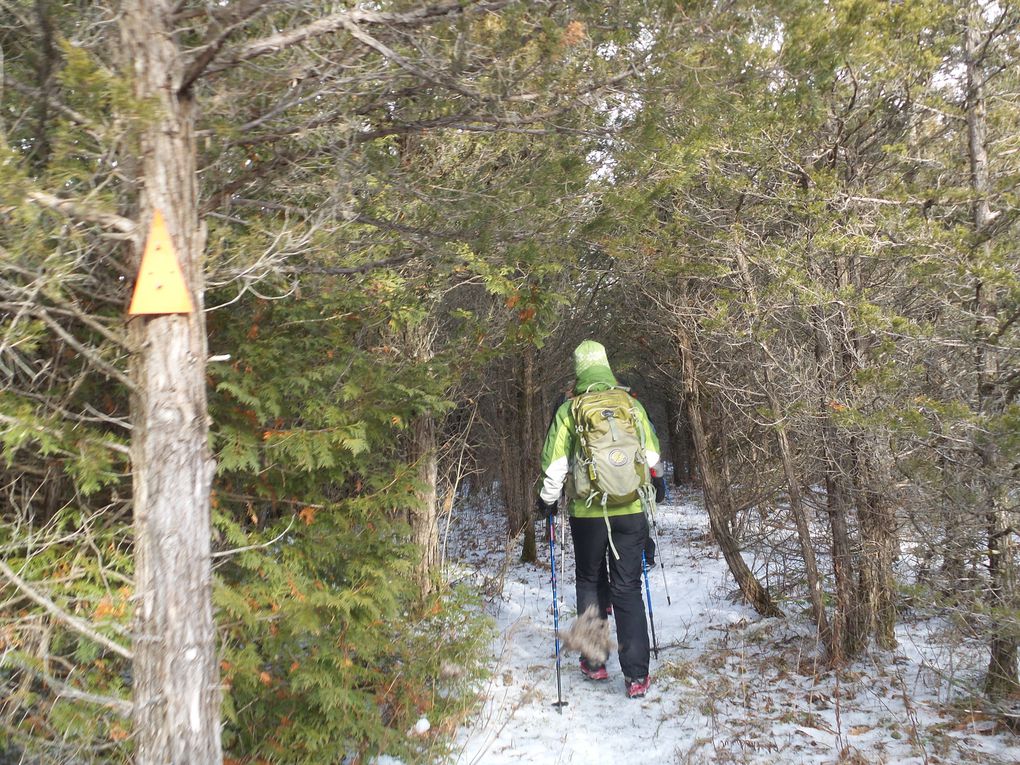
[{"x1": 411, "y1": 717, "x2": 431, "y2": 736}]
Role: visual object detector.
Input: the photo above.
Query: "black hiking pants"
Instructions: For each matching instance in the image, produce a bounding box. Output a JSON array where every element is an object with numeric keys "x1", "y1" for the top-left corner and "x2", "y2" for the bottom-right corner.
[
  {"x1": 596, "y1": 535, "x2": 656, "y2": 613},
  {"x1": 569, "y1": 512, "x2": 650, "y2": 680}
]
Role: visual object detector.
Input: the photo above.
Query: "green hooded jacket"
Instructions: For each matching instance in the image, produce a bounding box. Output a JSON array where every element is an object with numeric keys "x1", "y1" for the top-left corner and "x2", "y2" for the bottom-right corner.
[{"x1": 537, "y1": 341, "x2": 661, "y2": 518}]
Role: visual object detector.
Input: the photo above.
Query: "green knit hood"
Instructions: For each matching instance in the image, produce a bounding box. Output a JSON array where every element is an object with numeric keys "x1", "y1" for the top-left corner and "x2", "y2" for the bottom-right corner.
[{"x1": 573, "y1": 340, "x2": 618, "y2": 393}]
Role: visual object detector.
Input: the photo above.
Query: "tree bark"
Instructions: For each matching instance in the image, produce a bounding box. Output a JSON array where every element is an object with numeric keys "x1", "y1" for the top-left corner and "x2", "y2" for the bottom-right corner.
[
  {"x1": 852, "y1": 444, "x2": 897, "y2": 650},
  {"x1": 29, "y1": 0, "x2": 56, "y2": 171},
  {"x1": 497, "y1": 349, "x2": 539, "y2": 563},
  {"x1": 676, "y1": 329, "x2": 783, "y2": 618},
  {"x1": 812, "y1": 312, "x2": 858, "y2": 666},
  {"x1": 518, "y1": 347, "x2": 538, "y2": 563},
  {"x1": 665, "y1": 394, "x2": 694, "y2": 486},
  {"x1": 121, "y1": 2, "x2": 221, "y2": 763},
  {"x1": 408, "y1": 413, "x2": 440, "y2": 596},
  {"x1": 402, "y1": 320, "x2": 441, "y2": 596}
]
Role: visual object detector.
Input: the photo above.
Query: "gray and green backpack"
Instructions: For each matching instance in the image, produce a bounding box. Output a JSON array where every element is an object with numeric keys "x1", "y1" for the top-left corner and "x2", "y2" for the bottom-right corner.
[{"x1": 568, "y1": 388, "x2": 652, "y2": 507}]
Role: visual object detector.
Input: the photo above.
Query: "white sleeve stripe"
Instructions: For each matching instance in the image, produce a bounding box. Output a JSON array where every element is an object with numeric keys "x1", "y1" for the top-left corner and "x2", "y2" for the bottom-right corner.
[{"x1": 540, "y1": 456, "x2": 569, "y2": 504}]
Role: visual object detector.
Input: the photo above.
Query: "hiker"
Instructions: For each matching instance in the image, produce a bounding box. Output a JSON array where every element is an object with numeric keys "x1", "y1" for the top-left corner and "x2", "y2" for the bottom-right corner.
[{"x1": 535, "y1": 340, "x2": 663, "y2": 699}]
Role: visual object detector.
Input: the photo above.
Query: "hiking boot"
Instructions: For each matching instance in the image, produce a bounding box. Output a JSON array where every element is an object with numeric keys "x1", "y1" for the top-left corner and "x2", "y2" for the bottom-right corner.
[
  {"x1": 625, "y1": 675, "x2": 651, "y2": 698},
  {"x1": 579, "y1": 658, "x2": 609, "y2": 681}
]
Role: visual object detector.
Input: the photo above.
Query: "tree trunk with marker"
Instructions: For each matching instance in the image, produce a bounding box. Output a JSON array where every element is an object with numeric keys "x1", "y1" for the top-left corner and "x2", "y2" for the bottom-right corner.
[{"x1": 122, "y1": 2, "x2": 222, "y2": 762}]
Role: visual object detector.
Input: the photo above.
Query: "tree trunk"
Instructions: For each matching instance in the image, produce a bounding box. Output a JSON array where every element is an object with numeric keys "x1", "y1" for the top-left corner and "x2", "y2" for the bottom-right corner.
[
  {"x1": 813, "y1": 313, "x2": 858, "y2": 666},
  {"x1": 676, "y1": 329, "x2": 783, "y2": 618},
  {"x1": 810, "y1": 245, "x2": 898, "y2": 663},
  {"x1": 518, "y1": 348, "x2": 538, "y2": 563},
  {"x1": 497, "y1": 350, "x2": 539, "y2": 563},
  {"x1": 768, "y1": 374, "x2": 830, "y2": 647},
  {"x1": 29, "y1": 0, "x2": 56, "y2": 171},
  {"x1": 408, "y1": 413, "x2": 440, "y2": 596},
  {"x1": 843, "y1": 241, "x2": 899, "y2": 654},
  {"x1": 966, "y1": 3, "x2": 1019, "y2": 699},
  {"x1": 402, "y1": 320, "x2": 441, "y2": 596},
  {"x1": 665, "y1": 394, "x2": 694, "y2": 486},
  {"x1": 732, "y1": 244, "x2": 829, "y2": 643},
  {"x1": 852, "y1": 444, "x2": 897, "y2": 650},
  {"x1": 121, "y1": 3, "x2": 221, "y2": 763}
]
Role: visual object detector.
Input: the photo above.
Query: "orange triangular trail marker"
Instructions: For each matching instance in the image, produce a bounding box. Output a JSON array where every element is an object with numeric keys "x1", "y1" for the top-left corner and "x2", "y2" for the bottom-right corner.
[{"x1": 128, "y1": 209, "x2": 195, "y2": 315}]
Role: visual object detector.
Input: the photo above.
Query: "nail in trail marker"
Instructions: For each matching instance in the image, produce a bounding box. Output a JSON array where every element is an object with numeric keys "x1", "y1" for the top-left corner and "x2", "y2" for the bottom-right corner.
[{"x1": 128, "y1": 209, "x2": 194, "y2": 315}]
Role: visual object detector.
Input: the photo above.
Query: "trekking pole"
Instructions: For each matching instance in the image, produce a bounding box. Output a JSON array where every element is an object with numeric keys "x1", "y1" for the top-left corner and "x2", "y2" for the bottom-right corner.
[
  {"x1": 649, "y1": 513, "x2": 672, "y2": 606},
  {"x1": 548, "y1": 511, "x2": 568, "y2": 712},
  {"x1": 642, "y1": 550, "x2": 659, "y2": 660},
  {"x1": 559, "y1": 507, "x2": 567, "y2": 614},
  {"x1": 643, "y1": 486, "x2": 673, "y2": 607}
]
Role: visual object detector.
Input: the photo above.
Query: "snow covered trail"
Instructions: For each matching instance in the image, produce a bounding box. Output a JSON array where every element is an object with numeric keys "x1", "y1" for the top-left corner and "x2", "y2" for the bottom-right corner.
[
  {"x1": 448, "y1": 497, "x2": 737, "y2": 765},
  {"x1": 445, "y1": 492, "x2": 1020, "y2": 765}
]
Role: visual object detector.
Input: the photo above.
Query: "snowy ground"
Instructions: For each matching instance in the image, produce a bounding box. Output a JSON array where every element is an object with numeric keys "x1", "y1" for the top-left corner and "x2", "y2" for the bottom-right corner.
[{"x1": 443, "y1": 489, "x2": 1020, "y2": 765}]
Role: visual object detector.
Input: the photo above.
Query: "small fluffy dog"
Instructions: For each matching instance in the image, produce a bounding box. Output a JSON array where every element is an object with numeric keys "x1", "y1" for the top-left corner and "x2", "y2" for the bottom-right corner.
[{"x1": 560, "y1": 605, "x2": 615, "y2": 664}]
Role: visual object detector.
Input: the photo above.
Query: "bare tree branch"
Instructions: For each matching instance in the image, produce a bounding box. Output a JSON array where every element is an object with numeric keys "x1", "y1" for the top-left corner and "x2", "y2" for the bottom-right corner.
[
  {"x1": 340, "y1": 17, "x2": 480, "y2": 100},
  {"x1": 33, "y1": 310, "x2": 137, "y2": 393},
  {"x1": 211, "y1": 517, "x2": 295, "y2": 559},
  {"x1": 178, "y1": 0, "x2": 277, "y2": 94},
  {"x1": 203, "y1": 0, "x2": 515, "y2": 77},
  {"x1": 5, "y1": 77, "x2": 100, "y2": 133},
  {"x1": 26, "y1": 191, "x2": 136, "y2": 236},
  {"x1": 280, "y1": 252, "x2": 424, "y2": 276},
  {"x1": 0, "y1": 559, "x2": 134, "y2": 661},
  {"x1": 6, "y1": 656, "x2": 133, "y2": 717}
]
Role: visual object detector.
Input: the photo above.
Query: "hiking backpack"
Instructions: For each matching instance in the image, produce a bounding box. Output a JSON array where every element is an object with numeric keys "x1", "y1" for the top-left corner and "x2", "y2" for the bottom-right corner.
[{"x1": 568, "y1": 388, "x2": 652, "y2": 507}]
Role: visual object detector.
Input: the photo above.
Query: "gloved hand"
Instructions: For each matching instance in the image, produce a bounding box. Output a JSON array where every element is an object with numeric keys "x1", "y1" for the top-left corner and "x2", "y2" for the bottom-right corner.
[
  {"x1": 535, "y1": 496, "x2": 558, "y2": 518},
  {"x1": 651, "y1": 475, "x2": 666, "y2": 504}
]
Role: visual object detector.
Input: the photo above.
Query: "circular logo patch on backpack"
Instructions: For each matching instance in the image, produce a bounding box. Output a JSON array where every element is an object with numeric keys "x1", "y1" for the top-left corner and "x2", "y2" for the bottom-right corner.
[{"x1": 608, "y1": 448, "x2": 629, "y2": 467}]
